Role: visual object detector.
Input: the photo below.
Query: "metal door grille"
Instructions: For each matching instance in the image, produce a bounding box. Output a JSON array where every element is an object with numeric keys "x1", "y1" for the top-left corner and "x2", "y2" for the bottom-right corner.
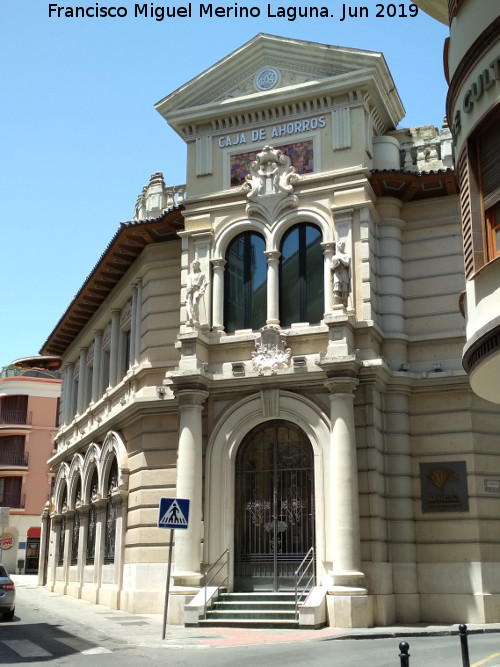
[{"x1": 235, "y1": 421, "x2": 315, "y2": 591}]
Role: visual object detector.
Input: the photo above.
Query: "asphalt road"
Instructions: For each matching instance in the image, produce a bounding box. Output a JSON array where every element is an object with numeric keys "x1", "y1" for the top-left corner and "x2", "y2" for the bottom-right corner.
[{"x1": 2, "y1": 577, "x2": 500, "y2": 666}]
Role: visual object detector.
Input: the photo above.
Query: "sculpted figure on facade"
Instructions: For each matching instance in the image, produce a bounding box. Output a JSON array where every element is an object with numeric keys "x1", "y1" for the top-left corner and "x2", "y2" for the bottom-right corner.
[
  {"x1": 331, "y1": 241, "x2": 351, "y2": 307},
  {"x1": 185, "y1": 260, "x2": 207, "y2": 325}
]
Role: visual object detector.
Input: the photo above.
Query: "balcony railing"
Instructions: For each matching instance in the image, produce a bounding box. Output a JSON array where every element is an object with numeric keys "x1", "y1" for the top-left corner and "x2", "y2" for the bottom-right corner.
[
  {"x1": 0, "y1": 367, "x2": 61, "y2": 380},
  {"x1": 0, "y1": 410, "x2": 32, "y2": 426},
  {"x1": 0, "y1": 451, "x2": 29, "y2": 466},
  {"x1": 0, "y1": 493, "x2": 25, "y2": 509}
]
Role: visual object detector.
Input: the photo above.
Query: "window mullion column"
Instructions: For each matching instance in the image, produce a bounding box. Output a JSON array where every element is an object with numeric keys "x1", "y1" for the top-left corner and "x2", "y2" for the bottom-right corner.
[
  {"x1": 211, "y1": 259, "x2": 226, "y2": 331},
  {"x1": 265, "y1": 250, "x2": 280, "y2": 326}
]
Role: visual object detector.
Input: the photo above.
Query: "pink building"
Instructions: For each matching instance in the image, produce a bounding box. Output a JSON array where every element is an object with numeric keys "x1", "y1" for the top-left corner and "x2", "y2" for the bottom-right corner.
[{"x1": 0, "y1": 356, "x2": 61, "y2": 574}]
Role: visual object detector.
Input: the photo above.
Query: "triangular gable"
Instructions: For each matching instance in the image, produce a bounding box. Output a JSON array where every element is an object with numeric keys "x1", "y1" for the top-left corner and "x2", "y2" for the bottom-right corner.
[{"x1": 155, "y1": 33, "x2": 403, "y2": 134}]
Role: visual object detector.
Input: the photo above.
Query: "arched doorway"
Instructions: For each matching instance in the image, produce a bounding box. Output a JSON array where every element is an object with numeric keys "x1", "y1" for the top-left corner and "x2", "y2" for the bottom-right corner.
[{"x1": 234, "y1": 420, "x2": 315, "y2": 591}]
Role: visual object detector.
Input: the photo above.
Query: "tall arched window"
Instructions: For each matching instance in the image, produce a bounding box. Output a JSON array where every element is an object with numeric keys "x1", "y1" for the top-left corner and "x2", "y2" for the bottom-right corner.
[
  {"x1": 71, "y1": 478, "x2": 82, "y2": 566},
  {"x1": 104, "y1": 458, "x2": 118, "y2": 564},
  {"x1": 86, "y1": 468, "x2": 98, "y2": 565},
  {"x1": 280, "y1": 224, "x2": 323, "y2": 327},
  {"x1": 224, "y1": 232, "x2": 267, "y2": 333},
  {"x1": 58, "y1": 485, "x2": 67, "y2": 567}
]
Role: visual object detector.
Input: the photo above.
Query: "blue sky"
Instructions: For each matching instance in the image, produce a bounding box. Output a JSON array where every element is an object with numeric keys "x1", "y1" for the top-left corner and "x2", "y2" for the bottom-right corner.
[{"x1": 1, "y1": 1, "x2": 448, "y2": 365}]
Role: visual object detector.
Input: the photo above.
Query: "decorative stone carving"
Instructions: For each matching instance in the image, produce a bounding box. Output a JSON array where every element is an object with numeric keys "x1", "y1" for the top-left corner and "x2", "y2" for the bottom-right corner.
[
  {"x1": 243, "y1": 145, "x2": 299, "y2": 223},
  {"x1": 252, "y1": 326, "x2": 291, "y2": 375},
  {"x1": 132, "y1": 172, "x2": 186, "y2": 220}
]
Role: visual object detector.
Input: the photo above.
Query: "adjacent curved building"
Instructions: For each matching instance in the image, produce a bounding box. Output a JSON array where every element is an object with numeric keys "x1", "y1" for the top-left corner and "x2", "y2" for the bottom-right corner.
[{"x1": 418, "y1": 0, "x2": 500, "y2": 403}]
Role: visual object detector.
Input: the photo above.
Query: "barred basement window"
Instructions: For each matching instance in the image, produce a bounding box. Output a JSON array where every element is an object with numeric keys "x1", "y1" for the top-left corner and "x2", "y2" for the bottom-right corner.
[
  {"x1": 104, "y1": 458, "x2": 118, "y2": 564},
  {"x1": 58, "y1": 515, "x2": 66, "y2": 567},
  {"x1": 71, "y1": 478, "x2": 82, "y2": 566},
  {"x1": 71, "y1": 511, "x2": 80, "y2": 566},
  {"x1": 86, "y1": 469, "x2": 98, "y2": 565}
]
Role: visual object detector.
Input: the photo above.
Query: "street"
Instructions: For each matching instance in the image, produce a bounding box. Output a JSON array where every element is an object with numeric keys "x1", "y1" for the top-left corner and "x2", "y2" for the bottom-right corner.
[{"x1": 2, "y1": 576, "x2": 500, "y2": 666}]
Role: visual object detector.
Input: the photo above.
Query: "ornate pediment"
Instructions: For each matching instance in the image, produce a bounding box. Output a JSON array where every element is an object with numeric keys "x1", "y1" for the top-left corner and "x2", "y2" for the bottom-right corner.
[
  {"x1": 155, "y1": 34, "x2": 403, "y2": 135},
  {"x1": 194, "y1": 59, "x2": 351, "y2": 108}
]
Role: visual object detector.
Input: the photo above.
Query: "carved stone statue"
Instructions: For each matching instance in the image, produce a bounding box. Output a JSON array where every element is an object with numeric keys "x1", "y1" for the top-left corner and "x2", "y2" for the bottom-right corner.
[
  {"x1": 185, "y1": 260, "x2": 207, "y2": 325},
  {"x1": 331, "y1": 241, "x2": 351, "y2": 307}
]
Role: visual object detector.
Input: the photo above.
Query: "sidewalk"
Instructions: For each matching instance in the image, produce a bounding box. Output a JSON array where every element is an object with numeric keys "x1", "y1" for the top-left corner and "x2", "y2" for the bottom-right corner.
[{"x1": 11, "y1": 574, "x2": 500, "y2": 649}]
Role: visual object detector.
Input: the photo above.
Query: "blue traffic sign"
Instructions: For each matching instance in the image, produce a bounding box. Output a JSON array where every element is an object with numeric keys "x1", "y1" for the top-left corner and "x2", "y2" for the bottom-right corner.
[{"x1": 158, "y1": 497, "x2": 190, "y2": 529}]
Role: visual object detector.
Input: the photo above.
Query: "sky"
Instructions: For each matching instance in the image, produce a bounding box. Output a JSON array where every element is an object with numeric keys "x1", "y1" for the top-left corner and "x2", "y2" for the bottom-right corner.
[{"x1": 0, "y1": 1, "x2": 449, "y2": 365}]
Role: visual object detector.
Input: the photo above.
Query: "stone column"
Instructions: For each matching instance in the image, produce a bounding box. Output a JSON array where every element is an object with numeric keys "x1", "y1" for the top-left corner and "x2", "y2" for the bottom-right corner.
[
  {"x1": 46, "y1": 514, "x2": 62, "y2": 592},
  {"x1": 77, "y1": 349, "x2": 87, "y2": 416},
  {"x1": 93, "y1": 498, "x2": 108, "y2": 594},
  {"x1": 38, "y1": 503, "x2": 51, "y2": 587},
  {"x1": 92, "y1": 330, "x2": 103, "y2": 403},
  {"x1": 265, "y1": 250, "x2": 280, "y2": 325},
  {"x1": 324, "y1": 374, "x2": 371, "y2": 628},
  {"x1": 325, "y1": 377, "x2": 364, "y2": 587},
  {"x1": 172, "y1": 387, "x2": 208, "y2": 587},
  {"x1": 109, "y1": 310, "x2": 121, "y2": 388},
  {"x1": 322, "y1": 242, "x2": 335, "y2": 317},
  {"x1": 210, "y1": 259, "x2": 226, "y2": 331}
]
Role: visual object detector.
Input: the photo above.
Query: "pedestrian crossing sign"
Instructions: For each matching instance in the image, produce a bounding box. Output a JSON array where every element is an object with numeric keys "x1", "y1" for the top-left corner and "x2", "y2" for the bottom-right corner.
[{"x1": 158, "y1": 497, "x2": 190, "y2": 529}]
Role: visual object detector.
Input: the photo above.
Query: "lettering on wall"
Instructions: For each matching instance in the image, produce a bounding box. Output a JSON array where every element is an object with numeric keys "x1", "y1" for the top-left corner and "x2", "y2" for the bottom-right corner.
[
  {"x1": 217, "y1": 115, "x2": 326, "y2": 149},
  {"x1": 452, "y1": 54, "x2": 500, "y2": 139}
]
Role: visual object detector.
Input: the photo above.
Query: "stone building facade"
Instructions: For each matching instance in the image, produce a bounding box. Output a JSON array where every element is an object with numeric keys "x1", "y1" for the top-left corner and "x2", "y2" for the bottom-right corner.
[{"x1": 40, "y1": 35, "x2": 500, "y2": 627}]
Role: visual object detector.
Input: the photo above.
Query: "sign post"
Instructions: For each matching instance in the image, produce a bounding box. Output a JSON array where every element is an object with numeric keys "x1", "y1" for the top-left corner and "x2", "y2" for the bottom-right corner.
[
  {"x1": 0, "y1": 508, "x2": 10, "y2": 565},
  {"x1": 157, "y1": 498, "x2": 190, "y2": 640}
]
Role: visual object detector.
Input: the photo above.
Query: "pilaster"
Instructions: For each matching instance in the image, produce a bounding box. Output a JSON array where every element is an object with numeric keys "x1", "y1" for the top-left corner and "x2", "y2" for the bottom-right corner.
[
  {"x1": 77, "y1": 349, "x2": 87, "y2": 416},
  {"x1": 109, "y1": 310, "x2": 121, "y2": 388},
  {"x1": 92, "y1": 330, "x2": 103, "y2": 403}
]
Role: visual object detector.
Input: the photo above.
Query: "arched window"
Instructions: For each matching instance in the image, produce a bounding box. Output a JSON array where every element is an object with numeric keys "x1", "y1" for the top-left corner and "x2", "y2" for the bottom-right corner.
[
  {"x1": 279, "y1": 224, "x2": 323, "y2": 327},
  {"x1": 224, "y1": 232, "x2": 267, "y2": 333},
  {"x1": 86, "y1": 468, "x2": 98, "y2": 565},
  {"x1": 104, "y1": 459, "x2": 118, "y2": 564},
  {"x1": 58, "y1": 486, "x2": 67, "y2": 567},
  {"x1": 71, "y1": 478, "x2": 82, "y2": 566}
]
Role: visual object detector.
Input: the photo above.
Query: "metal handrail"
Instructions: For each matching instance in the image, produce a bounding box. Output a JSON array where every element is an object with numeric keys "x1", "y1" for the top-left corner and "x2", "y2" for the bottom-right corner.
[
  {"x1": 294, "y1": 546, "x2": 315, "y2": 620},
  {"x1": 203, "y1": 548, "x2": 229, "y2": 619}
]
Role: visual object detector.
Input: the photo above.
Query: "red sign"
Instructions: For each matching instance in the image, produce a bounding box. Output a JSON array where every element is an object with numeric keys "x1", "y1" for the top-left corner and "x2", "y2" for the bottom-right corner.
[{"x1": 0, "y1": 534, "x2": 14, "y2": 550}]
